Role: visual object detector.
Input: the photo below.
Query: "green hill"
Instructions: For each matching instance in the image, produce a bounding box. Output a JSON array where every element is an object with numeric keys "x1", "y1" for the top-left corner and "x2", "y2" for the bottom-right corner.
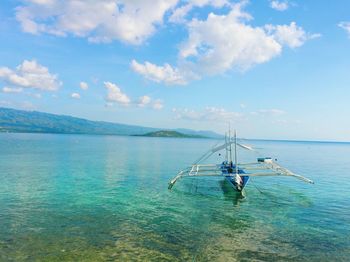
[
  {"x1": 136, "y1": 130, "x2": 206, "y2": 138},
  {"x1": 0, "y1": 107, "x2": 222, "y2": 138},
  {"x1": 0, "y1": 107, "x2": 155, "y2": 135}
]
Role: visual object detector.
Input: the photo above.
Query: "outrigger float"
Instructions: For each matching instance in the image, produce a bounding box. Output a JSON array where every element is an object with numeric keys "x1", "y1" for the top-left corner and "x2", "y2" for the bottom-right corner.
[{"x1": 168, "y1": 130, "x2": 314, "y2": 193}]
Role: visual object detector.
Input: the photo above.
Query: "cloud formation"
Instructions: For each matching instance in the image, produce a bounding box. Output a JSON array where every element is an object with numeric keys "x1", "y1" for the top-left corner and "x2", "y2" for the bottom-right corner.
[
  {"x1": 2, "y1": 87, "x2": 23, "y2": 93},
  {"x1": 152, "y1": 99, "x2": 164, "y2": 110},
  {"x1": 104, "y1": 81, "x2": 164, "y2": 110},
  {"x1": 270, "y1": 1, "x2": 289, "y2": 11},
  {"x1": 179, "y1": 4, "x2": 282, "y2": 75},
  {"x1": 0, "y1": 60, "x2": 61, "y2": 91},
  {"x1": 251, "y1": 109, "x2": 286, "y2": 117},
  {"x1": 16, "y1": 0, "x2": 178, "y2": 45},
  {"x1": 169, "y1": 0, "x2": 229, "y2": 24},
  {"x1": 131, "y1": 60, "x2": 191, "y2": 85},
  {"x1": 173, "y1": 106, "x2": 287, "y2": 124},
  {"x1": 79, "y1": 81, "x2": 88, "y2": 90},
  {"x1": 266, "y1": 22, "x2": 320, "y2": 48},
  {"x1": 138, "y1": 95, "x2": 152, "y2": 107},
  {"x1": 137, "y1": 95, "x2": 164, "y2": 110},
  {"x1": 173, "y1": 107, "x2": 242, "y2": 122},
  {"x1": 339, "y1": 22, "x2": 350, "y2": 38},
  {"x1": 14, "y1": 1, "x2": 318, "y2": 87},
  {"x1": 104, "y1": 81, "x2": 130, "y2": 106},
  {"x1": 133, "y1": 2, "x2": 319, "y2": 85},
  {"x1": 71, "y1": 92, "x2": 81, "y2": 99}
]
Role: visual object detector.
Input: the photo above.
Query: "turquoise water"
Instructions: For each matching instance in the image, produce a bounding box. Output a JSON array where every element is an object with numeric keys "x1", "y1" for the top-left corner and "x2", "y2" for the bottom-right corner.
[{"x1": 0, "y1": 133, "x2": 349, "y2": 261}]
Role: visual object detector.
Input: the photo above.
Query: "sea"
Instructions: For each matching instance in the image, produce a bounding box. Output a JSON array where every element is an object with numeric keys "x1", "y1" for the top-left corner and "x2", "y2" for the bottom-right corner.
[{"x1": 0, "y1": 133, "x2": 349, "y2": 261}]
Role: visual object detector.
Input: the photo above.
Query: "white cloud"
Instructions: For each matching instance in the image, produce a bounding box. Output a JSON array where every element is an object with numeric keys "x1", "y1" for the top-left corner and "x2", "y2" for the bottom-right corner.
[
  {"x1": 251, "y1": 108, "x2": 286, "y2": 116},
  {"x1": 137, "y1": 95, "x2": 164, "y2": 110},
  {"x1": 179, "y1": 4, "x2": 293, "y2": 75},
  {"x1": 131, "y1": 60, "x2": 192, "y2": 85},
  {"x1": 104, "y1": 81, "x2": 130, "y2": 106},
  {"x1": 172, "y1": 106, "x2": 288, "y2": 128},
  {"x1": 79, "y1": 81, "x2": 88, "y2": 90},
  {"x1": 104, "y1": 82, "x2": 163, "y2": 109},
  {"x1": 266, "y1": 22, "x2": 321, "y2": 48},
  {"x1": 138, "y1": 95, "x2": 151, "y2": 107},
  {"x1": 71, "y1": 92, "x2": 81, "y2": 99},
  {"x1": 169, "y1": 0, "x2": 228, "y2": 24},
  {"x1": 270, "y1": 1, "x2": 289, "y2": 11},
  {"x1": 2, "y1": 87, "x2": 23, "y2": 93},
  {"x1": 339, "y1": 22, "x2": 350, "y2": 38},
  {"x1": 28, "y1": 0, "x2": 55, "y2": 5},
  {"x1": 0, "y1": 60, "x2": 61, "y2": 91},
  {"x1": 134, "y1": 2, "x2": 318, "y2": 85},
  {"x1": 189, "y1": 0, "x2": 228, "y2": 7},
  {"x1": 169, "y1": 4, "x2": 193, "y2": 24},
  {"x1": 173, "y1": 107, "x2": 242, "y2": 122},
  {"x1": 152, "y1": 99, "x2": 164, "y2": 110},
  {"x1": 15, "y1": 0, "x2": 178, "y2": 45}
]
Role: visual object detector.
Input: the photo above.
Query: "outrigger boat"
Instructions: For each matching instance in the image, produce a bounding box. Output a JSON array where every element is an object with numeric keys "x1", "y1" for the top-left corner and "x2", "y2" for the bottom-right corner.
[{"x1": 168, "y1": 130, "x2": 314, "y2": 193}]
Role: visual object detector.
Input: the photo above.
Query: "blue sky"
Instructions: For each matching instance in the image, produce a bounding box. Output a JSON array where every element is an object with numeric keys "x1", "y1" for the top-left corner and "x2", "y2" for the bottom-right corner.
[{"x1": 0, "y1": 0, "x2": 350, "y2": 141}]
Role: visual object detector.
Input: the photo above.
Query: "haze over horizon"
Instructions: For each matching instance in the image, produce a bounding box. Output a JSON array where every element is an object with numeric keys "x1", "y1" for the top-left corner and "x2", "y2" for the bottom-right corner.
[{"x1": 1, "y1": 1, "x2": 350, "y2": 141}]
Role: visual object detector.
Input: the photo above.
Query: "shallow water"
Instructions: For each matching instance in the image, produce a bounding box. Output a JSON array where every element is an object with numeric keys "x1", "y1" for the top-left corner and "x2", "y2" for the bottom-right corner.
[{"x1": 0, "y1": 133, "x2": 349, "y2": 261}]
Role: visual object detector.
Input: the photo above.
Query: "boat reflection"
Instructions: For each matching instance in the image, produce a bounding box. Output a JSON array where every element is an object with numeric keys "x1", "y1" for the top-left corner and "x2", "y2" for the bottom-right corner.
[{"x1": 219, "y1": 180, "x2": 246, "y2": 206}]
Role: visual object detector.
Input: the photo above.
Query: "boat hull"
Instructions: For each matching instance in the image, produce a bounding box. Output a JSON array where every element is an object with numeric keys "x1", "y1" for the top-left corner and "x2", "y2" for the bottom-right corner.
[
  {"x1": 225, "y1": 175, "x2": 249, "y2": 192},
  {"x1": 220, "y1": 162, "x2": 249, "y2": 192}
]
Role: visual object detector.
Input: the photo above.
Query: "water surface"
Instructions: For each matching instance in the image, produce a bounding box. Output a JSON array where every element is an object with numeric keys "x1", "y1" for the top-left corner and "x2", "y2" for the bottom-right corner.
[{"x1": 0, "y1": 133, "x2": 349, "y2": 261}]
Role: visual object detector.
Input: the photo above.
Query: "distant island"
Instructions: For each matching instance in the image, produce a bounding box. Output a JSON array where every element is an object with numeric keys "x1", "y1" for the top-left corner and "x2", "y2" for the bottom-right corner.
[
  {"x1": 0, "y1": 107, "x2": 222, "y2": 138},
  {"x1": 135, "y1": 130, "x2": 207, "y2": 138}
]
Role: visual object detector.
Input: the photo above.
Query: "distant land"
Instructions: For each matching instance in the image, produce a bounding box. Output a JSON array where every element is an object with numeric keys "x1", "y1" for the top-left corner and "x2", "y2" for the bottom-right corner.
[
  {"x1": 135, "y1": 130, "x2": 207, "y2": 138},
  {"x1": 0, "y1": 107, "x2": 222, "y2": 138}
]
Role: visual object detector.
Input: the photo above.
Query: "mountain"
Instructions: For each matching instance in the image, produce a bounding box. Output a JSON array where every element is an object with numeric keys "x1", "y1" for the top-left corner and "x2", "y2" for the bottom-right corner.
[
  {"x1": 0, "y1": 107, "x2": 155, "y2": 135},
  {"x1": 0, "y1": 107, "x2": 223, "y2": 138},
  {"x1": 135, "y1": 130, "x2": 206, "y2": 138}
]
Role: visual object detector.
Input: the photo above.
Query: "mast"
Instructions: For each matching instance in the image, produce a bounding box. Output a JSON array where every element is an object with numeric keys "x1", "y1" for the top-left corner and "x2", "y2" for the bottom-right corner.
[
  {"x1": 234, "y1": 129, "x2": 238, "y2": 174},
  {"x1": 225, "y1": 132, "x2": 228, "y2": 162},
  {"x1": 229, "y1": 126, "x2": 233, "y2": 165}
]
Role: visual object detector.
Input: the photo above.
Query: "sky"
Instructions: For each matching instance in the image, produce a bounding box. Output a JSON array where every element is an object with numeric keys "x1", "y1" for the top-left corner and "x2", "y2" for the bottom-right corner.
[{"x1": 0, "y1": 0, "x2": 350, "y2": 141}]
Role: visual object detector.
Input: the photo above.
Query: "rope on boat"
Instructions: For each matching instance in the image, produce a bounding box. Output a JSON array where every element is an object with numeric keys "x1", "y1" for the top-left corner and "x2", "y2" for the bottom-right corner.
[{"x1": 250, "y1": 179, "x2": 265, "y2": 194}]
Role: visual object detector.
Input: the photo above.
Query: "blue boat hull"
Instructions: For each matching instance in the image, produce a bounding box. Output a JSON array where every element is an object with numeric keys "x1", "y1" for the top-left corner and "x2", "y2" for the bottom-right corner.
[{"x1": 220, "y1": 162, "x2": 249, "y2": 192}]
